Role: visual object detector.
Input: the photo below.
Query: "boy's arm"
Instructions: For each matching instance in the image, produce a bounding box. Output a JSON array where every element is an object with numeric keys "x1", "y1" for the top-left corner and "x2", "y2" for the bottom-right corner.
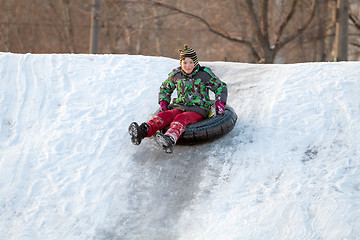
[{"x1": 204, "y1": 67, "x2": 228, "y2": 103}]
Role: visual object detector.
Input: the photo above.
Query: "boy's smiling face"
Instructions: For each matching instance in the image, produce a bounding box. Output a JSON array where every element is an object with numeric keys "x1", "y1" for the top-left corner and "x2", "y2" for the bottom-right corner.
[{"x1": 181, "y1": 58, "x2": 195, "y2": 74}]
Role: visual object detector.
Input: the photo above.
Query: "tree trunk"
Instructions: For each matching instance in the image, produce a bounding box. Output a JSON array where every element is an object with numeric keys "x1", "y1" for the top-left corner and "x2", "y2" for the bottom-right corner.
[{"x1": 334, "y1": 0, "x2": 349, "y2": 61}]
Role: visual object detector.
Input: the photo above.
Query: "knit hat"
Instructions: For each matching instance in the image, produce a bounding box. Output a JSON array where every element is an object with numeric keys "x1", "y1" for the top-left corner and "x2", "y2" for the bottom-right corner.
[{"x1": 179, "y1": 44, "x2": 199, "y2": 68}]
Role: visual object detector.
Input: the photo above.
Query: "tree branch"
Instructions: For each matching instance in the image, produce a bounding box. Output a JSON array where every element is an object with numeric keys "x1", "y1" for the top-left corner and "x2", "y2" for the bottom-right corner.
[
  {"x1": 275, "y1": 0, "x2": 298, "y2": 46},
  {"x1": 245, "y1": 0, "x2": 265, "y2": 47},
  {"x1": 261, "y1": 0, "x2": 269, "y2": 44},
  {"x1": 349, "y1": 13, "x2": 360, "y2": 30},
  {"x1": 130, "y1": 0, "x2": 261, "y2": 60},
  {"x1": 350, "y1": 42, "x2": 360, "y2": 48},
  {"x1": 276, "y1": 0, "x2": 318, "y2": 50}
]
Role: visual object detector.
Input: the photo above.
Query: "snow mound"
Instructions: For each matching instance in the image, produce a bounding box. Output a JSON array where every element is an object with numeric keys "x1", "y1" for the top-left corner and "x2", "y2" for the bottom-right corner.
[{"x1": 0, "y1": 53, "x2": 359, "y2": 239}]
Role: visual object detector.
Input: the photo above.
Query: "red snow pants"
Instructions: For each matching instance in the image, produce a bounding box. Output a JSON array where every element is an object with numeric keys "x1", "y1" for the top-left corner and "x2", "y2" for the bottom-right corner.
[{"x1": 146, "y1": 109, "x2": 204, "y2": 143}]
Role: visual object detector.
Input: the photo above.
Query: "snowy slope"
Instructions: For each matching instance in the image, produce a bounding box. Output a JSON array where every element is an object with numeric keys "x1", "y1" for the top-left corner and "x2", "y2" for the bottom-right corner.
[{"x1": 0, "y1": 52, "x2": 359, "y2": 240}]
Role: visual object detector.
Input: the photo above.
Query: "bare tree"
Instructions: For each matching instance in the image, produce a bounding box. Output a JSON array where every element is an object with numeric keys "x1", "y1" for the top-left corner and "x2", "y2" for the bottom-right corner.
[
  {"x1": 130, "y1": 0, "x2": 318, "y2": 63},
  {"x1": 0, "y1": 0, "x2": 358, "y2": 62},
  {"x1": 245, "y1": 0, "x2": 319, "y2": 63},
  {"x1": 0, "y1": 0, "x2": 18, "y2": 51},
  {"x1": 349, "y1": 4, "x2": 360, "y2": 49},
  {"x1": 90, "y1": 0, "x2": 100, "y2": 54},
  {"x1": 334, "y1": 0, "x2": 349, "y2": 61},
  {"x1": 295, "y1": 0, "x2": 336, "y2": 62},
  {"x1": 60, "y1": 0, "x2": 76, "y2": 53},
  {"x1": 151, "y1": 2, "x2": 178, "y2": 56}
]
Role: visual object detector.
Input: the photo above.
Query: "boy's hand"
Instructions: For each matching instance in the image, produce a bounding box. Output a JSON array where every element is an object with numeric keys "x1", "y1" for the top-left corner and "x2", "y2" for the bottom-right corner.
[
  {"x1": 160, "y1": 101, "x2": 169, "y2": 112},
  {"x1": 215, "y1": 101, "x2": 226, "y2": 115}
]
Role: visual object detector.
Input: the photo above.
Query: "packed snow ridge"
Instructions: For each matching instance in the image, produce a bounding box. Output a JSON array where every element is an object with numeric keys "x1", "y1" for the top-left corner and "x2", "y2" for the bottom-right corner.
[{"x1": 0, "y1": 52, "x2": 359, "y2": 240}]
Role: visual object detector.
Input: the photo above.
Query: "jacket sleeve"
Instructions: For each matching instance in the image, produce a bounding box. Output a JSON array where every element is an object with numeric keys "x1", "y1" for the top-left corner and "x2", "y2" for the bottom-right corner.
[
  {"x1": 158, "y1": 69, "x2": 178, "y2": 104},
  {"x1": 203, "y1": 67, "x2": 228, "y2": 103}
]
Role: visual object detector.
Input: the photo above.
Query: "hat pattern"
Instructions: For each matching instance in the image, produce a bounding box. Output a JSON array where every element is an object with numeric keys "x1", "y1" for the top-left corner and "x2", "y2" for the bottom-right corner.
[{"x1": 179, "y1": 44, "x2": 199, "y2": 68}]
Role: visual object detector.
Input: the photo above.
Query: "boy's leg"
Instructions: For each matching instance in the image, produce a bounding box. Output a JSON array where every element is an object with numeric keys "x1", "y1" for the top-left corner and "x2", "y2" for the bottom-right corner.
[
  {"x1": 146, "y1": 109, "x2": 182, "y2": 137},
  {"x1": 129, "y1": 109, "x2": 182, "y2": 145},
  {"x1": 164, "y1": 111, "x2": 204, "y2": 144}
]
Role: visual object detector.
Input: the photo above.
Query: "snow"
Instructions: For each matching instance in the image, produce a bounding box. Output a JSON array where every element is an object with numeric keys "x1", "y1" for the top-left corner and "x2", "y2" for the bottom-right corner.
[{"x1": 0, "y1": 52, "x2": 359, "y2": 240}]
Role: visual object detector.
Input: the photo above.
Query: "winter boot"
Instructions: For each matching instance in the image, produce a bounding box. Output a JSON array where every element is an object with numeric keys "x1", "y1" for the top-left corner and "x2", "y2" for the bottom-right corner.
[
  {"x1": 128, "y1": 122, "x2": 149, "y2": 145},
  {"x1": 156, "y1": 132, "x2": 175, "y2": 154}
]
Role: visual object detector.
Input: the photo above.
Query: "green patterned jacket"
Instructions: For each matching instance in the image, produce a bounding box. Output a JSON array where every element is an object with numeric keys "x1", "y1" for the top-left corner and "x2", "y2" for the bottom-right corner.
[{"x1": 159, "y1": 65, "x2": 227, "y2": 117}]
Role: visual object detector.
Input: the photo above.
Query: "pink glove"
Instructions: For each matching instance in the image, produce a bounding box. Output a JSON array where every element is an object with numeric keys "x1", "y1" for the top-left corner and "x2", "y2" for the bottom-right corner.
[
  {"x1": 160, "y1": 101, "x2": 169, "y2": 112},
  {"x1": 215, "y1": 101, "x2": 226, "y2": 115}
]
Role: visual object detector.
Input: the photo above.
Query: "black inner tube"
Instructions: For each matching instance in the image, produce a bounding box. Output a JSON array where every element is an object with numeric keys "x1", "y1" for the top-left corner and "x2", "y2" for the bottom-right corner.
[{"x1": 150, "y1": 105, "x2": 237, "y2": 144}]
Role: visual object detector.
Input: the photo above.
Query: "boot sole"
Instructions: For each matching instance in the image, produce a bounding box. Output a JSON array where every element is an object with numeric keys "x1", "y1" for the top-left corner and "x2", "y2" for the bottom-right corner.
[
  {"x1": 156, "y1": 133, "x2": 174, "y2": 154},
  {"x1": 128, "y1": 122, "x2": 141, "y2": 145}
]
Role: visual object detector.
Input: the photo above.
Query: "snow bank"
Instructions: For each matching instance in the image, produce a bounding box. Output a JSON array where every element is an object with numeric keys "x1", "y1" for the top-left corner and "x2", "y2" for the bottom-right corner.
[{"x1": 0, "y1": 52, "x2": 359, "y2": 239}]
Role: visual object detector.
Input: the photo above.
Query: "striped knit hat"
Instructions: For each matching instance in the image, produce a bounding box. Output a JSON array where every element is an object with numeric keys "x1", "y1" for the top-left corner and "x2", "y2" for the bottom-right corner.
[{"x1": 179, "y1": 44, "x2": 199, "y2": 68}]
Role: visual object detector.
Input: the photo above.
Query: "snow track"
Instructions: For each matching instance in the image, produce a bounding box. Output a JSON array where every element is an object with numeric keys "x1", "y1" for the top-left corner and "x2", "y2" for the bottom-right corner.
[{"x1": 0, "y1": 53, "x2": 359, "y2": 240}]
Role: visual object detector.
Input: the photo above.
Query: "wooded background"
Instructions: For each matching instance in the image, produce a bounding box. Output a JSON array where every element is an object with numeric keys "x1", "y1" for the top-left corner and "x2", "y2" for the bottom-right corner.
[{"x1": 1, "y1": 0, "x2": 359, "y2": 63}]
